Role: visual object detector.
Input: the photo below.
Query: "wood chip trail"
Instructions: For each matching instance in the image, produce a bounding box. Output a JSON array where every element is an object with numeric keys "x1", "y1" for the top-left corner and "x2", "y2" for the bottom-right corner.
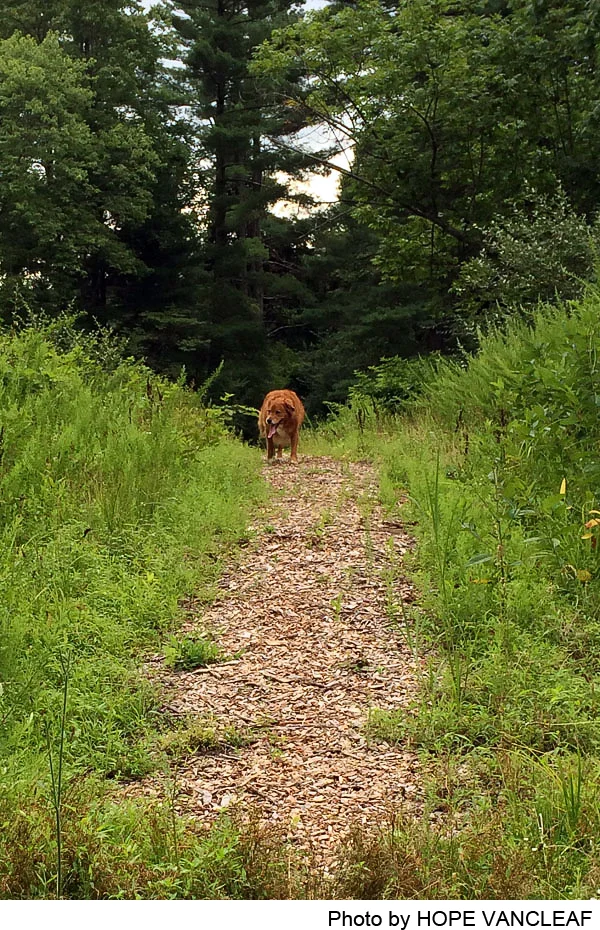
[{"x1": 132, "y1": 455, "x2": 424, "y2": 867}]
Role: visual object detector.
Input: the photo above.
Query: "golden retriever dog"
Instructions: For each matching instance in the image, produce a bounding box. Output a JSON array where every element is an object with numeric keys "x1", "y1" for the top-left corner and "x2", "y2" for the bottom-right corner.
[{"x1": 258, "y1": 389, "x2": 305, "y2": 463}]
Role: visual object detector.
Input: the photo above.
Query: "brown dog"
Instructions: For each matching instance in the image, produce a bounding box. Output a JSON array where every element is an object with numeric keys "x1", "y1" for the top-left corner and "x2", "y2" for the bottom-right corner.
[{"x1": 258, "y1": 389, "x2": 305, "y2": 463}]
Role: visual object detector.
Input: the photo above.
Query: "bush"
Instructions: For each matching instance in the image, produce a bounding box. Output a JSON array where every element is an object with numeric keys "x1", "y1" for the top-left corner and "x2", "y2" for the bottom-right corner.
[
  {"x1": 349, "y1": 354, "x2": 441, "y2": 416},
  {"x1": 164, "y1": 635, "x2": 226, "y2": 670},
  {"x1": 454, "y1": 186, "x2": 596, "y2": 323},
  {"x1": 362, "y1": 292, "x2": 600, "y2": 757},
  {"x1": 312, "y1": 290, "x2": 600, "y2": 896}
]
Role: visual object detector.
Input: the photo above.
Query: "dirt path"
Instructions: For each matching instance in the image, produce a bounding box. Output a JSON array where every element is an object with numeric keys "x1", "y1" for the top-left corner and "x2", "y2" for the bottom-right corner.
[{"x1": 130, "y1": 455, "x2": 424, "y2": 869}]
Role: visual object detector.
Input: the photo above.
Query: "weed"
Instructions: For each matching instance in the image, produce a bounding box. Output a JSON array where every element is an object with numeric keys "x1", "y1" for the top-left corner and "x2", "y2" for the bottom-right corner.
[
  {"x1": 158, "y1": 717, "x2": 255, "y2": 760},
  {"x1": 381, "y1": 539, "x2": 423, "y2": 656},
  {"x1": 43, "y1": 650, "x2": 70, "y2": 899},
  {"x1": 367, "y1": 708, "x2": 408, "y2": 745},
  {"x1": 164, "y1": 634, "x2": 225, "y2": 670},
  {"x1": 318, "y1": 289, "x2": 600, "y2": 896},
  {"x1": 331, "y1": 750, "x2": 600, "y2": 898},
  {"x1": 307, "y1": 509, "x2": 333, "y2": 549},
  {"x1": 0, "y1": 321, "x2": 266, "y2": 898},
  {"x1": 357, "y1": 491, "x2": 376, "y2": 566},
  {"x1": 330, "y1": 592, "x2": 343, "y2": 622}
]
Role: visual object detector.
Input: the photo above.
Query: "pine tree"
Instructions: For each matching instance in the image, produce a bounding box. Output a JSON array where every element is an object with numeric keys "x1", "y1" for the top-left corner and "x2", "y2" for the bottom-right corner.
[{"x1": 173, "y1": 0, "x2": 317, "y2": 403}]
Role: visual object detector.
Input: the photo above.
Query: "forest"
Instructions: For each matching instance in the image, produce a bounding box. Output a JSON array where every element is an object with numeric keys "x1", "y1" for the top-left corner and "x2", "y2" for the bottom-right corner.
[
  {"x1": 2, "y1": 0, "x2": 599, "y2": 410},
  {"x1": 2, "y1": 0, "x2": 600, "y2": 903}
]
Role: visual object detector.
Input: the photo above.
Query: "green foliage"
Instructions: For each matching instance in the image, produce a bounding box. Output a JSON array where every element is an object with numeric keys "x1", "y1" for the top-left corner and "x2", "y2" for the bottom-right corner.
[
  {"x1": 6, "y1": 0, "x2": 600, "y2": 409},
  {"x1": 0, "y1": 320, "x2": 268, "y2": 896},
  {"x1": 366, "y1": 294, "x2": 600, "y2": 754},
  {"x1": 416, "y1": 293, "x2": 600, "y2": 493},
  {"x1": 0, "y1": 781, "x2": 307, "y2": 899},
  {"x1": 316, "y1": 290, "x2": 600, "y2": 896},
  {"x1": 0, "y1": 21, "x2": 162, "y2": 314},
  {"x1": 333, "y1": 752, "x2": 600, "y2": 898},
  {"x1": 349, "y1": 355, "x2": 441, "y2": 415},
  {"x1": 0, "y1": 33, "x2": 97, "y2": 311},
  {"x1": 158, "y1": 717, "x2": 255, "y2": 760},
  {"x1": 291, "y1": 215, "x2": 437, "y2": 413},
  {"x1": 0, "y1": 2, "x2": 207, "y2": 380},
  {"x1": 454, "y1": 187, "x2": 598, "y2": 323},
  {"x1": 164, "y1": 635, "x2": 225, "y2": 671},
  {"x1": 169, "y1": 0, "x2": 319, "y2": 406},
  {"x1": 255, "y1": 0, "x2": 600, "y2": 350}
]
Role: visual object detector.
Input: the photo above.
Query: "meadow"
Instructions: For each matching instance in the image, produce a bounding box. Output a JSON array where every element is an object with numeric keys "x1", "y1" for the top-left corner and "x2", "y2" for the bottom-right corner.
[{"x1": 0, "y1": 317, "x2": 277, "y2": 898}]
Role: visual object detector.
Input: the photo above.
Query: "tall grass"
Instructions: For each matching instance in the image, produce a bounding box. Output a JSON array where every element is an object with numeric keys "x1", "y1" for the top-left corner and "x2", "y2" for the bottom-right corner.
[
  {"x1": 319, "y1": 291, "x2": 600, "y2": 897},
  {"x1": 0, "y1": 318, "x2": 267, "y2": 897}
]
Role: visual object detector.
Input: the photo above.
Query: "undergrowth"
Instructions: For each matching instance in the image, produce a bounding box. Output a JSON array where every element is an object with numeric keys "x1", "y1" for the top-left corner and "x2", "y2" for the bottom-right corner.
[
  {"x1": 0, "y1": 317, "x2": 269, "y2": 898},
  {"x1": 0, "y1": 780, "x2": 316, "y2": 899},
  {"x1": 8, "y1": 295, "x2": 600, "y2": 899},
  {"x1": 311, "y1": 291, "x2": 600, "y2": 898}
]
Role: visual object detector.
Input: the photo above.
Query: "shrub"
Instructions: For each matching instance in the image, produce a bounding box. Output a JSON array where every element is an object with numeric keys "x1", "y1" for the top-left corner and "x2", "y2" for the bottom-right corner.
[{"x1": 349, "y1": 354, "x2": 442, "y2": 416}]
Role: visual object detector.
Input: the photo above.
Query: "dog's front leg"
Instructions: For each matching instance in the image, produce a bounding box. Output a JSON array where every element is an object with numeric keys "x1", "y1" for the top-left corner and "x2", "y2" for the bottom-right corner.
[
  {"x1": 267, "y1": 436, "x2": 275, "y2": 460},
  {"x1": 290, "y1": 432, "x2": 299, "y2": 464}
]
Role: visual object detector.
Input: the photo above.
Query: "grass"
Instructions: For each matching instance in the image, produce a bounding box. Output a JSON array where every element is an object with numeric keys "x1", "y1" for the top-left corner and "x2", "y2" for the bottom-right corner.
[
  {"x1": 163, "y1": 634, "x2": 227, "y2": 670},
  {"x1": 157, "y1": 716, "x2": 257, "y2": 759},
  {"x1": 0, "y1": 778, "x2": 316, "y2": 899},
  {"x1": 305, "y1": 291, "x2": 600, "y2": 898},
  {"x1": 330, "y1": 750, "x2": 600, "y2": 899},
  {"x1": 0, "y1": 317, "x2": 270, "y2": 898},
  {"x1": 6, "y1": 295, "x2": 600, "y2": 898}
]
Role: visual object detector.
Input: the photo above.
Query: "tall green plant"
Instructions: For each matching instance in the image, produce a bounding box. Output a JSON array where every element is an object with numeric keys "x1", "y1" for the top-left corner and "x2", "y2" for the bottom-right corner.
[{"x1": 43, "y1": 651, "x2": 70, "y2": 899}]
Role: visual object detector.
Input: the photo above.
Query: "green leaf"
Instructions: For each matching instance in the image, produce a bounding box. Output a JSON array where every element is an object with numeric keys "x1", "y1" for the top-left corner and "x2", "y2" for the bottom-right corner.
[{"x1": 467, "y1": 552, "x2": 494, "y2": 566}]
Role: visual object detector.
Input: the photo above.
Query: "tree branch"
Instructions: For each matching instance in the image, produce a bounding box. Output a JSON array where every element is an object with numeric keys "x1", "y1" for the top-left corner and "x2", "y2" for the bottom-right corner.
[{"x1": 267, "y1": 135, "x2": 473, "y2": 245}]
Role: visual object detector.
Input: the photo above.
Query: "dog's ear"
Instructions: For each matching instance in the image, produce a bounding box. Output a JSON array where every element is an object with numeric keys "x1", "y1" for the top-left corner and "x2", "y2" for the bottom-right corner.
[{"x1": 284, "y1": 399, "x2": 295, "y2": 414}]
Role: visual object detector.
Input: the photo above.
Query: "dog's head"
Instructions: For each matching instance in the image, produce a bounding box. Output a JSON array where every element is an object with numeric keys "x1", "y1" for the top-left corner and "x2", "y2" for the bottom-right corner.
[{"x1": 264, "y1": 393, "x2": 296, "y2": 438}]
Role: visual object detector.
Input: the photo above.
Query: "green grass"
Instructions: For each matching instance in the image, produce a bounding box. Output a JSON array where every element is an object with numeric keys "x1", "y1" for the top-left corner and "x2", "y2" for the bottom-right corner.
[
  {"x1": 332, "y1": 751, "x2": 600, "y2": 899},
  {"x1": 164, "y1": 634, "x2": 227, "y2": 670},
  {"x1": 157, "y1": 716, "x2": 257, "y2": 759},
  {"x1": 7, "y1": 296, "x2": 600, "y2": 898},
  {"x1": 0, "y1": 778, "x2": 314, "y2": 899},
  {"x1": 308, "y1": 291, "x2": 600, "y2": 898},
  {"x1": 0, "y1": 318, "x2": 269, "y2": 898}
]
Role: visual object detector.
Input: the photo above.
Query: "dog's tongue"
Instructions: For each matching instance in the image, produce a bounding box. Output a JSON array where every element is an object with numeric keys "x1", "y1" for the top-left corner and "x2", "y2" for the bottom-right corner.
[{"x1": 268, "y1": 424, "x2": 277, "y2": 439}]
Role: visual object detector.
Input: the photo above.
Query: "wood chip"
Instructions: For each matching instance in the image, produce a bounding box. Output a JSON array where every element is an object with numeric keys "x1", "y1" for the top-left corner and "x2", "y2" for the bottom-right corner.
[{"x1": 123, "y1": 455, "x2": 425, "y2": 869}]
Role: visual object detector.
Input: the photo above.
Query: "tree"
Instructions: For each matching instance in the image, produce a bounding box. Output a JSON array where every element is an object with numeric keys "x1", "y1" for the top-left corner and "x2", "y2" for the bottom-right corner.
[
  {"x1": 454, "y1": 186, "x2": 597, "y2": 323},
  {"x1": 293, "y1": 210, "x2": 433, "y2": 411},
  {"x1": 254, "y1": 0, "x2": 600, "y2": 340},
  {"x1": 0, "y1": 1, "x2": 211, "y2": 378},
  {"x1": 173, "y1": 0, "x2": 323, "y2": 403},
  {"x1": 0, "y1": 33, "x2": 102, "y2": 314}
]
